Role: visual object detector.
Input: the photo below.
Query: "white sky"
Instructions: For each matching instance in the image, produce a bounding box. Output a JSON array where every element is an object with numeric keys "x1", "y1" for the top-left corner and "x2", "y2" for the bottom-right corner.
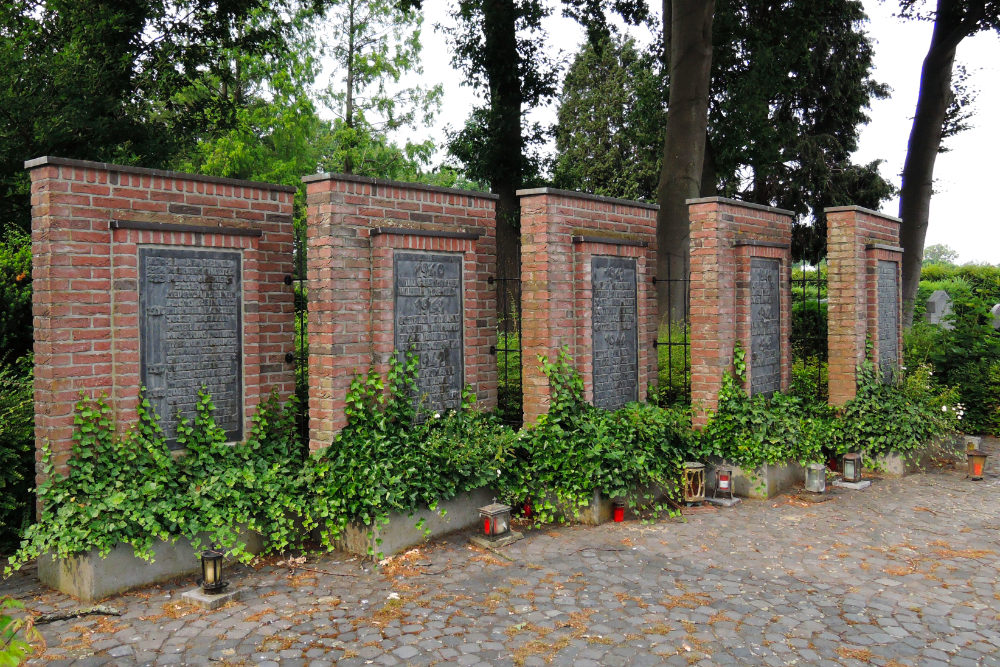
[{"x1": 399, "y1": 1, "x2": 999, "y2": 265}]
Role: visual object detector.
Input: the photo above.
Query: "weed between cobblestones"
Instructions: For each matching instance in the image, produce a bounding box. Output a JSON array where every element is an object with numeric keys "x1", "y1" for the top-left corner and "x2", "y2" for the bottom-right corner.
[{"x1": 837, "y1": 646, "x2": 874, "y2": 661}]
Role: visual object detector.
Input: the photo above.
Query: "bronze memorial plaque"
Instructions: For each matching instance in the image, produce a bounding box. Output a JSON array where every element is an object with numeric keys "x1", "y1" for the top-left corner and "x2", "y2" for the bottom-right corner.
[
  {"x1": 393, "y1": 251, "x2": 464, "y2": 416},
  {"x1": 139, "y1": 248, "x2": 243, "y2": 448},
  {"x1": 877, "y1": 260, "x2": 899, "y2": 380},
  {"x1": 591, "y1": 256, "x2": 639, "y2": 410},
  {"x1": 750, "y1": 257, "x2": 781, "y2": 397}
]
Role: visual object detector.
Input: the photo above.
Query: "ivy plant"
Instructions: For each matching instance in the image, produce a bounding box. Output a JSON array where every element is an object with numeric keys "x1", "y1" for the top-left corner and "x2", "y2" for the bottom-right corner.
[{"x1": 496, "y1": 349, "x2": 690, "y2": 523}]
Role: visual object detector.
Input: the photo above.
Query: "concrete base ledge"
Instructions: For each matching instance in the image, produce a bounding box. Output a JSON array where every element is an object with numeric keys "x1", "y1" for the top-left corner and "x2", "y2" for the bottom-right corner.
[
  {"x1": 332, "y1": 488, "x2": 495, "y2": 557},
  {"x1": 705, "y1": 461, "x2": 804, "y2": 499},
  {"x1": 38, "y1": 531, "x2": 264, "y2": 603},
  {"x1": 873, "y1": 435, "x2": 964, "y2": 478}
]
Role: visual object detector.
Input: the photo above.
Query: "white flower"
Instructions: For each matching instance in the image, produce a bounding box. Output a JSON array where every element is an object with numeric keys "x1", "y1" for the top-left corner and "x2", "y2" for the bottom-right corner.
[
  {"x1": 496, "y1": 469, "x2": 502, "y2": 477},
  {"x1": 942, "y1": 405, "x2": 948, "y2": 412},
  {"x1": 434, "y1": 412, "x2": 441, "y2": 419}
]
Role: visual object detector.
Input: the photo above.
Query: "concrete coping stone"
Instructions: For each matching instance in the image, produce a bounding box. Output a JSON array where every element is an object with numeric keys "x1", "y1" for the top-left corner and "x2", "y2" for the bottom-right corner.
[
  {"x1": 516, "y1": 187, "x2": 659, "y2": 211},
  {"x1": 824, "y1": 205, "x2": 902, "y2": 222},
  {"x1": 733, "y1": 239, "x2": 791, "y2": 249},
  {"x1": 686, "y1": 196, "x2": 794, "y2": 217},
  {"x1": 110, "y1": 219, "x2": 264, "y2": 237},
  {"x1": 302, "y1": 171, "x2": 498, "y2": 200},
  {"x1": 371, "y1": 226, "x2": 482, "y2": 241},
  {"x1": 865, "y1": 243, "x2": 905, "y2": 253},
  {"x1": 572, "y1": 234, "x2": 648, "y2": 248},
  {"x1": 24, "y1": 156, "x2": 298, "y2": 193}
]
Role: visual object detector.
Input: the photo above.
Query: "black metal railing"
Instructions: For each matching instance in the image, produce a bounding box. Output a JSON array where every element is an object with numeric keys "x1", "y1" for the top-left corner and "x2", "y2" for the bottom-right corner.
[
  {"x1": 493, "y1": 273, "x2": 522, "y2": 427},
  {"x1": 293, "y1": 222, "x2": 309, "y2": 454},
  {"x1": 789, "y1": 261, "x2": 827, "y2": 400},
  {"x1": 653, "y1": 256, "x2": 691, "y2": 405}
]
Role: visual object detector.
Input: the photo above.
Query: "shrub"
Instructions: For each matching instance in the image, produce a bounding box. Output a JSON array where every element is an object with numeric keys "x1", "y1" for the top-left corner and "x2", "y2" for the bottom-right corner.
[
  {"x1": 0, "y1": 227, "x2": 31, "y2": 364},
  {"x1": 302, "y1": 354, "x2": 511, "y2": 551},
  {"x1": 699, "y1": 347, "x2": 833, "y2": 471},
  {"x1": 6, "y1": 390, "x2": 306, "y2": 574},
  {"x1": 498, "y1": 349, "x2": 690, "y2": 522},
  {"x1": 0, "y1": 357, "x2": 33, "y2": 554},
  {"x1": 833, "y1": 360, "x2": 959, "y2": 459},
  {"x1": 907, "y1": 279, "x2": 1000, "y2": 434}
]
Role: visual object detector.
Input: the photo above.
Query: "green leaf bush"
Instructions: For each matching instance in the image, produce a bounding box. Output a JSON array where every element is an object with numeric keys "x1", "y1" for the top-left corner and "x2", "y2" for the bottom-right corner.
[
  {"x1": 0, "y1": 357, "x2": 33, "y2": 553},
  {"x1": 833, "y1": 360, "x2": 959, "y2": 460},
  {"x1": 497, "y1": 349, "x2": 690, "y2": 522},
  {"x1": 302, "y1": 354, "x2": 512, "y2": 550},
  {"x1": 6, "y1": 391, "x2": 306, "y2": 574}
]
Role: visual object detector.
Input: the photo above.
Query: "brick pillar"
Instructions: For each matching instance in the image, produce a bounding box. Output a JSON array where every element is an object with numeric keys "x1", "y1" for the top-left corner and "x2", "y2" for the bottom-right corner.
[
  {"x1": 518, "y1": 188, "x2": 658, "y2": 423},
  {"x1": 304, "y1": 174, "x2": 497, "y2": 452},
  {"x1": 688, "y1": 197, "x2": 793, "y2": 428},
  {"x1": 826, "y1": 206, "x2": 903, "y2": 405},
  {"x1": 27, "y1": 156, "x2": 296, "y2": 492}
]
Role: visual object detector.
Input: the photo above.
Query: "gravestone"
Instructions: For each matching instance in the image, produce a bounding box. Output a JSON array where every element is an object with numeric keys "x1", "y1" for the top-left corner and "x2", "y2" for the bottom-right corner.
[
  {"x1": 591, "y1": 256, "x2": 639, "y2": 410},
  {"x1": 877, "y1": 260, "x2": 899, "y2": 378},
  {"x1": 924, "y1": 289, "x2": 954, "y2": 329},
  {"x1": 393, "y1": 251, "x2": 464, "y2": 415},
  {"x1": 140, "y1": 248, "x2": 243, "y2": 447},
  {"x1": 749, "y1": 257, "x2": 781, "y2": 397},
  {"x1": 992, "y1": 303, "x2": 1000, "y2": 330}
]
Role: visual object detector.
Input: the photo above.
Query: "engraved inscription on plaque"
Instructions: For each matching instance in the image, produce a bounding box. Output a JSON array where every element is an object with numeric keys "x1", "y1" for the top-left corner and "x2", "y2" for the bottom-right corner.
[
  {"x1": 393, "y1": 251, "x2": 464, "y2": 416},
  {"x1": 877, "y1": 260, "x2": 899, "y2": 380},
  {"x1": 750, "y1": 257, "x2": 781, "y2": 397},
  {"x1": 140, "y1": 248, "x2": 243, "y2": 448},
  {"x1": 591, "y1": 256, "x2": 639, "y2": 410}
]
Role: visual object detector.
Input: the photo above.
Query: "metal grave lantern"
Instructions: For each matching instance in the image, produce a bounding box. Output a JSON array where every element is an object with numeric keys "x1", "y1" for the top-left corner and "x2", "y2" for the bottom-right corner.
[
  {"x1": 805, "y1": 463, "x2": 826, "y2": 494},
  {"x1": 967, "y1": 450, "x2": 989, "y2": 481},
  {"x1": 613, "y1": 498, "x2": 626, "y2": 523},
  {"x1": 479, "y1": 502, "x2": 512, "y2": 540},
  {"x1": 841, "y1": 453, "x2": 863, "y2": 483},
  {"x1": 713, "y1": 464, "x2": 734, "y2": 501},
  {"x1": 199, "y1": 548, "x2": 228, "y2": 594},
  {"x1": 683, "y1": 462, "x2": 706, "y2": 504}
]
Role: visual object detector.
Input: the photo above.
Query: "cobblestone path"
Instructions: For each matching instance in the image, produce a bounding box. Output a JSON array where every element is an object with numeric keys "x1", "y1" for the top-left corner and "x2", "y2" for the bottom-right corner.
[{"x1": 4, "y1": 438, "x2": 999, "y2": 666}]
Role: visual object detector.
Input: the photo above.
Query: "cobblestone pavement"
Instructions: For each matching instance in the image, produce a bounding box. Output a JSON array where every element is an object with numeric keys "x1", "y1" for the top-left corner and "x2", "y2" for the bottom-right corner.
[{"x1": 4, "y1": 438, "x2": 1000, "y2": 666}]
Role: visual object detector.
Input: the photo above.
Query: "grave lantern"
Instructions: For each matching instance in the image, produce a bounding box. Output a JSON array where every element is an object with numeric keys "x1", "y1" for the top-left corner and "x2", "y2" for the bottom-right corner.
[
  {"x1": 713, "y1": 464, "x2": 734, "y2": 501},
  {"x1": 613, "y1": 498, "x2": 626, "y2": 523},
  {"x1": 967, "y1": 450, "x2": 989, "y2": 481},
  {"x1": 479, "y1": 503, "x2": 512, "y2": 540},
  {"x1": 805, "y1": 463, "x2": 826, "y2": 494},
  {"x1": 199, "y1": 548, "x2": 228, "y2": 595},
  {"x1": 841, "y1": 453, "x2": 863, "y2": 483},
  {"x1": 683, "y1": 462, "x2": 706, "y2": 504}
]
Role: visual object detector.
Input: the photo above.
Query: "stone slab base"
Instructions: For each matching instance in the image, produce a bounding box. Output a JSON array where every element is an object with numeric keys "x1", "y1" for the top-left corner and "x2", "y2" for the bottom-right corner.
[
  {"x1": 833, "y1": 479, "x2": 872, "y2": 490},
  {"x1": 38, "y1": 531, "x2": 264, "y2": 603},
  {"x1": 704, "y1": 497, "x2": 742, "y2": 507},
  {"x1": 705, "y1": 461, "x2": 804, "y2": 499},
  {"x1": 332, "y1": 488, "x2": 494, "y2": 557},
  {"x1": 181, "y1": 587, "x2": 243, "y2": 610},
  {"x1": 469, "y1": 531, "x2": 524, "y2": 550}
]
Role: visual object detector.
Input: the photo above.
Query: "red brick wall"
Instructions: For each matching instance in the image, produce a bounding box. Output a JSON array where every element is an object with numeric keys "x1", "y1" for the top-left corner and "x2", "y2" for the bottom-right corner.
[
  {"x1": 826, "y1": 206, "x2": 903, "y2": 405},
  {"x1": 304, "y1": 174, "x2": 497, "y2": 451},
  {"x1": 518, "y1": 188, "x2": 658, "y2": 423},
  {"x1": 27, "y1": 156, "x2": 296, "y2": 487},
  {"x1": 688, "y1": 197, "x2": 793, "y2": 428}
]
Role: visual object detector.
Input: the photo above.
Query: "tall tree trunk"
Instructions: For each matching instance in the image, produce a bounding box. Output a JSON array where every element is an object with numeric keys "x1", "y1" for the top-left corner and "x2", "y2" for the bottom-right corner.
[
  {"x1": 899, "y1": 0, "x2": 982, "y2": 326},
  {"x1": 655, "y1": 0, "x2": 714, "y2": 325},
  {"x1": 344, "y1": 0, "x2": 357, "y2": 174},
  {"x1": 483, "y1": 0, "x2": 522, "y2": 289}
]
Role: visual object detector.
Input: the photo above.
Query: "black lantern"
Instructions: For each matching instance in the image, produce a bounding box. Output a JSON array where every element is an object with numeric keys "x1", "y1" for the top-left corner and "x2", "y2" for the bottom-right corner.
[
  {"x1": 713, "y1": 464, "x2": 734, "y2": 501},
  {"x1": 199, "y1": 548, "x2": 228, "y2": 594},
  {"x1": 841, "y1": 453, "x2": 863, "y2": 483},
  {"x1": 478, "y1": 503, "x2": 512, "y2": 540}
]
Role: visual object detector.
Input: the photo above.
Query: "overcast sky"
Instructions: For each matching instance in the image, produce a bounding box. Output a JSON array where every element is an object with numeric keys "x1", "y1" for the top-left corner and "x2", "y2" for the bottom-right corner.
[{"x1": 406, "y1": 1, "x2": 999, "y2": 265}]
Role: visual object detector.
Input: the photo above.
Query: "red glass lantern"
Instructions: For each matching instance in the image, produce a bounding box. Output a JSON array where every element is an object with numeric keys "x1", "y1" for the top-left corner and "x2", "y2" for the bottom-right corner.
[
  {"x1": 612, "y1": 498, "x2": 625, "y2": 523},
  {"x1": 478, "y1": 503, "x2": 511, "y2": 540},
  {"x1": 712, "y1": 464, "x2": 734, "y2": 501}
]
